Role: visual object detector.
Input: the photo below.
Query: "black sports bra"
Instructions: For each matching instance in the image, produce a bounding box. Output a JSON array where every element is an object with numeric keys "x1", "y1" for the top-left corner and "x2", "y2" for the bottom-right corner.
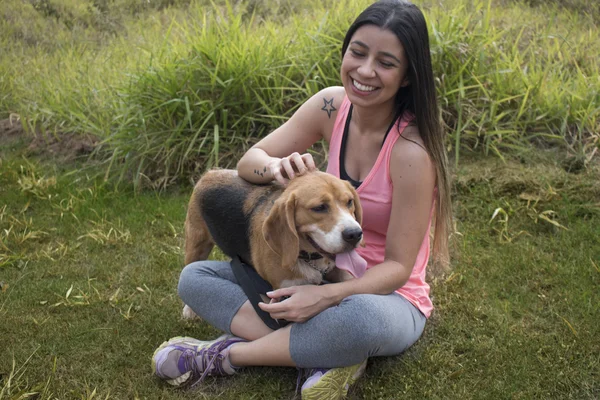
[{"x1": 339, "y1": 104, "x2": 397, "y2": 189}]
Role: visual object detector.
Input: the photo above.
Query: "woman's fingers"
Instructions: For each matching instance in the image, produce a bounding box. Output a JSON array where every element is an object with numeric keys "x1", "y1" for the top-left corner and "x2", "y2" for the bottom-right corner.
[
  {"x1": 266, "y1": 287, "x2": 294, "y2": 299},
  {"x1": 301, "y1": 153, "x2": 317, "y2": 171},
  {"x1": 289, "y1": 152, "x2": 306, "y2": 175},
  {"x1": 259, "y1": 288, "x2": 294, "y2": 314},
  {"x1": 258, "y1": 301, "x2": 285, "y2": 313},
  {"x1": 267, "y1": 153, "x2": 316, "y2": 185},
  {"x1": 282, "y1": 152, "x2": 315, "y2": 180},
  {"x1": 272, "y1": 168, "x2": 288, "y2": 185},
  {"x1": 280, "y1": 157, "x2": 296, "y2": 180},
  {"x1": 268, "y1": 158, "x2": 289, "y2": 185}
]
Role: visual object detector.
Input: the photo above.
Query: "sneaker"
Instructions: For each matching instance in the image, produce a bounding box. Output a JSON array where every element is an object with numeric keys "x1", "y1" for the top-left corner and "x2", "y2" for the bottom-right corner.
[
  {"x1": 301, "y1": 359, "x2": 368, "y2": 400},
  {"x1": 152, "y1": 334, "x2": 245, "y2": 387}
]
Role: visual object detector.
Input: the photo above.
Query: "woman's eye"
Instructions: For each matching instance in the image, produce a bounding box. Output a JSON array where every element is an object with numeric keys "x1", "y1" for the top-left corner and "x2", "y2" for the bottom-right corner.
[
  {"x1": 347, "y1": 199, "x2": 354, "y2": 208},
  {"x1": 350, "y1": 49, "x2": 364, "y2": 57},
  {"x1": 380, "y1": 61, "x2": 395, "y2": 68},
  {"x1": 311, "y1": 204, "x2": 329, "y2": 213}
]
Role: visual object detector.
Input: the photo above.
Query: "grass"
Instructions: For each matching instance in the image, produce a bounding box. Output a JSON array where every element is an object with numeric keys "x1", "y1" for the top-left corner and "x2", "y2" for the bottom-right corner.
[
  {"x1": 1, "y1": 0, "x2": 598, "y2": 185},
  {"x1": 1, "y1": 140, "x2": 599, "y2": 399},
  {"x1": 1, "y1": 0, "x2": 599, "y2": 398}
]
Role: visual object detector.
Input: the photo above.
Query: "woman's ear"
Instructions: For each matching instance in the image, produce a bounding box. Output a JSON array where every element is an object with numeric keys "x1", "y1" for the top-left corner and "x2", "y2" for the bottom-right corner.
[{"x1": 262, "y1": 191, "x2": 299, "y2": 268}]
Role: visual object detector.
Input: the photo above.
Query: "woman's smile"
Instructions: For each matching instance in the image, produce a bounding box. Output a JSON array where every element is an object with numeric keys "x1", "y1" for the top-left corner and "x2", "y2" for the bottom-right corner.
[{"x1": 351, "y1": 79, "x2": 378, "y2": 93}]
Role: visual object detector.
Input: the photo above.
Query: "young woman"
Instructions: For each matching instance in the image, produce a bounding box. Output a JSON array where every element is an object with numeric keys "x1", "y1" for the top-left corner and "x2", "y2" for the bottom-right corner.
[{"x1": 152, "y1": 1, "x2": 452, "y2": 398}]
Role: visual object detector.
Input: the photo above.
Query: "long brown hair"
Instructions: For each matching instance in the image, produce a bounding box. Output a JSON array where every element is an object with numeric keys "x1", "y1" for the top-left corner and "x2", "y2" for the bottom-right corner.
[{"x1": 342, "y1": 0, "x2": 453, "y2": 269}]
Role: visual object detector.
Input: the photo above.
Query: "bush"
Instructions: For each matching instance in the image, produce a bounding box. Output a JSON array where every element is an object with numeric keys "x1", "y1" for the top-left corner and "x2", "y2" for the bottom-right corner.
[{"x1": 2, "y1": 0, "x2": 599, "y2": 185}]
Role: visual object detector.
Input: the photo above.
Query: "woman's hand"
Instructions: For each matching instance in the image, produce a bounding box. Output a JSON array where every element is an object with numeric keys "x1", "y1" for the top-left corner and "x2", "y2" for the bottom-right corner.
[
  {"x1": 267, "y1": 152, "x2": 317, "y2": 185},
  {"x1": 258, "y1": 285, "x2": 335, "y2": 323}
]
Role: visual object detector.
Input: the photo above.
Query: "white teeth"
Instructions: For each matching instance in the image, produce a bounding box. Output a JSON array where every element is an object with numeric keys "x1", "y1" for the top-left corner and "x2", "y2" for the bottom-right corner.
[{"x1": 353, "y1": 80, "x2": 376, "y2": 92}]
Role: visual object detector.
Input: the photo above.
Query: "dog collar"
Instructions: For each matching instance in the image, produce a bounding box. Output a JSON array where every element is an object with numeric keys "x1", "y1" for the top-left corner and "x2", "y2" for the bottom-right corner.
[{"x1": 298, "y1": 250, "x2": 324, "y2": 261}]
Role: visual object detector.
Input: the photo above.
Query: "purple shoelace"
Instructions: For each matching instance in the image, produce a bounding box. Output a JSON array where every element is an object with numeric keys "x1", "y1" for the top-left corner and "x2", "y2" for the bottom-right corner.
[{"x1": 174, "y1": 338, "x2": 243, "y2": 387}]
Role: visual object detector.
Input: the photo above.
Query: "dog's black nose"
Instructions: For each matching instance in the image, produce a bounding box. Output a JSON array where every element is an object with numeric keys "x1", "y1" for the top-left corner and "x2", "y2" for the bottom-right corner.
[{"x1": 342, "y1": 228, "x2": 363, "y2": 246}]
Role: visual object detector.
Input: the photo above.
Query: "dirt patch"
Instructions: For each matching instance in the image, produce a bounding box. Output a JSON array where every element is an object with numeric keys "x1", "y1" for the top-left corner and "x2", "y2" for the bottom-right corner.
[
  {"x1": 0, "y1": 116, "x2": 24, "y2": 140},
  {"x1": 0, "y1": 116, "x2": 99, "y2": 162}
]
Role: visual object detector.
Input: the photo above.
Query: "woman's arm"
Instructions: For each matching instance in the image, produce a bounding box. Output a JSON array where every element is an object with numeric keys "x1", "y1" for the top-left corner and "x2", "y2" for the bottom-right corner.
[
  {"x1": 328, "y1": 131, "x2": 436, "y2": 300},
  {"x1": 237, "y1": 86, "x2": 345, "y2": 184},
  {"x1": 237, "y1": 148, "x2": 317, "y2": 185},
  {"x1": 259, "y1": 129, "x2": 436, "y2": 321}
]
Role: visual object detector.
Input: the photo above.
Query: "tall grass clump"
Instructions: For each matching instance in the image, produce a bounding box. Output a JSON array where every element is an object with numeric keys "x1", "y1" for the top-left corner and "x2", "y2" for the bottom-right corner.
[
  {"x1": 105, "y1": 0, "x2": 599, "y2": 184},
  {"x1": 0, "y1": 0, "x2": 197, "y2": 134},
  {"x1": 102, "y1": 1, "x2": 351, "y2": 186},
  {"x1": 1, "y1": 0, "x2": 599, "y2": 184},
  {"x1": 0, "y1": 72, "x2": 13, "y2": 120},
  {"x1": 429, "y1": 0, "x2": 599, "y2": 165},
  {"x1": 516, "y1": 0, "x2": 600, "y2": 21}
]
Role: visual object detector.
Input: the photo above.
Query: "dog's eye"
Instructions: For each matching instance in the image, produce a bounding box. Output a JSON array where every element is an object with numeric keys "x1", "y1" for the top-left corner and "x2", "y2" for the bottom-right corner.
[
  {"x1": 311, "y1": 204, "x2": 328, "y2": 213},
  {"x1": 347, "y1": 199, "x2": 354, "y2": 208}
]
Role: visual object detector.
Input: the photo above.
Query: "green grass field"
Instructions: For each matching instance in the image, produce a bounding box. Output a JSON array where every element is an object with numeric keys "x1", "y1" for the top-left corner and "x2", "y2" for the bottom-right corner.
[
  {"x1": 1, "y1": 140, "x2": 598, "y2": 399},
  {"x1": 1, "y1": 0, "x2": 599, "y2": 399}
]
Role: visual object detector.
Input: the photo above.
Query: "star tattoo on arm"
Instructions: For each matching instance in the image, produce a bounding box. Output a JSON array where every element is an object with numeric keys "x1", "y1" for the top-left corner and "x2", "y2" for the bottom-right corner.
[{"x1": 321, "y1": 97, "x2": 337, "y2": 119}]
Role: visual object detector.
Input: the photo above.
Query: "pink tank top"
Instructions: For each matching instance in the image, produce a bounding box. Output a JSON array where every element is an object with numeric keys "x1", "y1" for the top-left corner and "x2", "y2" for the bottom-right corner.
[{"x1": 326, "y1": 97, "x2": 434, "y2": 318}]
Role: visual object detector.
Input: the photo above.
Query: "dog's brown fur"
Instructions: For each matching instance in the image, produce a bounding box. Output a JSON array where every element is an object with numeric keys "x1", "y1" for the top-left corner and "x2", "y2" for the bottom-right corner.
[{"x1": 184, "y1": 169, "x2": 363, "y2": 289}]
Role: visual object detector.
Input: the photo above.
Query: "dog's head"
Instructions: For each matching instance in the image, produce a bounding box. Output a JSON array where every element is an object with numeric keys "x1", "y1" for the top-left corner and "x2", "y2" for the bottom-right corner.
[{"x1": 262, "y1": 171, "x2": 363, "y2": 269}]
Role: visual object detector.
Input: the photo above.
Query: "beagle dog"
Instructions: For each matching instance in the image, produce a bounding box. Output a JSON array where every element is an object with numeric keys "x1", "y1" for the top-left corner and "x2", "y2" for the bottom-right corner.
[{"x1": 184, "y1": 169, "x2": 363, "y2": 291}]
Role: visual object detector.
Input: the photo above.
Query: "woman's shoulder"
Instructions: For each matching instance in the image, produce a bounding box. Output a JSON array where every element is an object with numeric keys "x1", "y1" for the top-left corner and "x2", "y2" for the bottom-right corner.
[
  {"x1": 396, "y1": 123, "x2": 425, "y2": 150},
  {"x1": 390, "y1": 124, "x2": 435, "y2": 182},
  {"x1": 306, "y1": 86, "x2": 346, "y2": 117},
  {"x1": 304, "y1": 86, "x2": 347, "y2": 142},
  {"x1": 312, "y1": 86, "x2": 346, "y2": 102}
]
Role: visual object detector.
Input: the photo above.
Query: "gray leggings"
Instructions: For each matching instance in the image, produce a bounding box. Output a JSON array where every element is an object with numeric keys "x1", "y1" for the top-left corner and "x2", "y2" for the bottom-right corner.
[{"x1": 178, "y1": 261, "x2": 427, "y2": 368}]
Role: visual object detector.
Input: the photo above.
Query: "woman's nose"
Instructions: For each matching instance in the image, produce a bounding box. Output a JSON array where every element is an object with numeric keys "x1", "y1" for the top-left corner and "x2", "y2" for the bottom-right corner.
[{"x1": 357, "y1": 59, "x2": 376, "y2": 78}]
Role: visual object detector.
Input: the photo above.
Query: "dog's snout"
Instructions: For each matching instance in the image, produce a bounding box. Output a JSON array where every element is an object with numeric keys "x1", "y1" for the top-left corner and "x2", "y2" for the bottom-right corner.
[{"x1": 342, "y1": 228, "x2": 363, "y2": 246}]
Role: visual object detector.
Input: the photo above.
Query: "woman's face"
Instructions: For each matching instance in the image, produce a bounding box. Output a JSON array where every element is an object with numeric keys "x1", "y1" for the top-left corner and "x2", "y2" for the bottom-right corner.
[{"x1": 341, "y1": 25, "x2": 409, "y2": 111}]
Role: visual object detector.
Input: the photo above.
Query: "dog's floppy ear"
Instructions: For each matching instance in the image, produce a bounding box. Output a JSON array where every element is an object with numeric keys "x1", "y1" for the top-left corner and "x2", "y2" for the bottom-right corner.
[
  {"x1": 262, "y1": 190, "x2": 299, "y2": 268},
  {"x1": 345, "y1": 181, "x2": 363, "y2": 226}
]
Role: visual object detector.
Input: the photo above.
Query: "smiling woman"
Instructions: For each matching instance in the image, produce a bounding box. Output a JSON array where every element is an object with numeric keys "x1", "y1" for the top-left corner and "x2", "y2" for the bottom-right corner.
[
  {"x1": 152, "y1": 1, "x2": 452, "y2": 399},
  {"x1": 341, "y1": 25, "x2": 409, "y2": 109}
]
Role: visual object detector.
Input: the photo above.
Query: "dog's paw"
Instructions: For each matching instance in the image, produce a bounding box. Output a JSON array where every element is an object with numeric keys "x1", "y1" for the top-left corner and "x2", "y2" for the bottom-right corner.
[{"x1": 182, "y1": 304, "x2": 200, "y2": 320}]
